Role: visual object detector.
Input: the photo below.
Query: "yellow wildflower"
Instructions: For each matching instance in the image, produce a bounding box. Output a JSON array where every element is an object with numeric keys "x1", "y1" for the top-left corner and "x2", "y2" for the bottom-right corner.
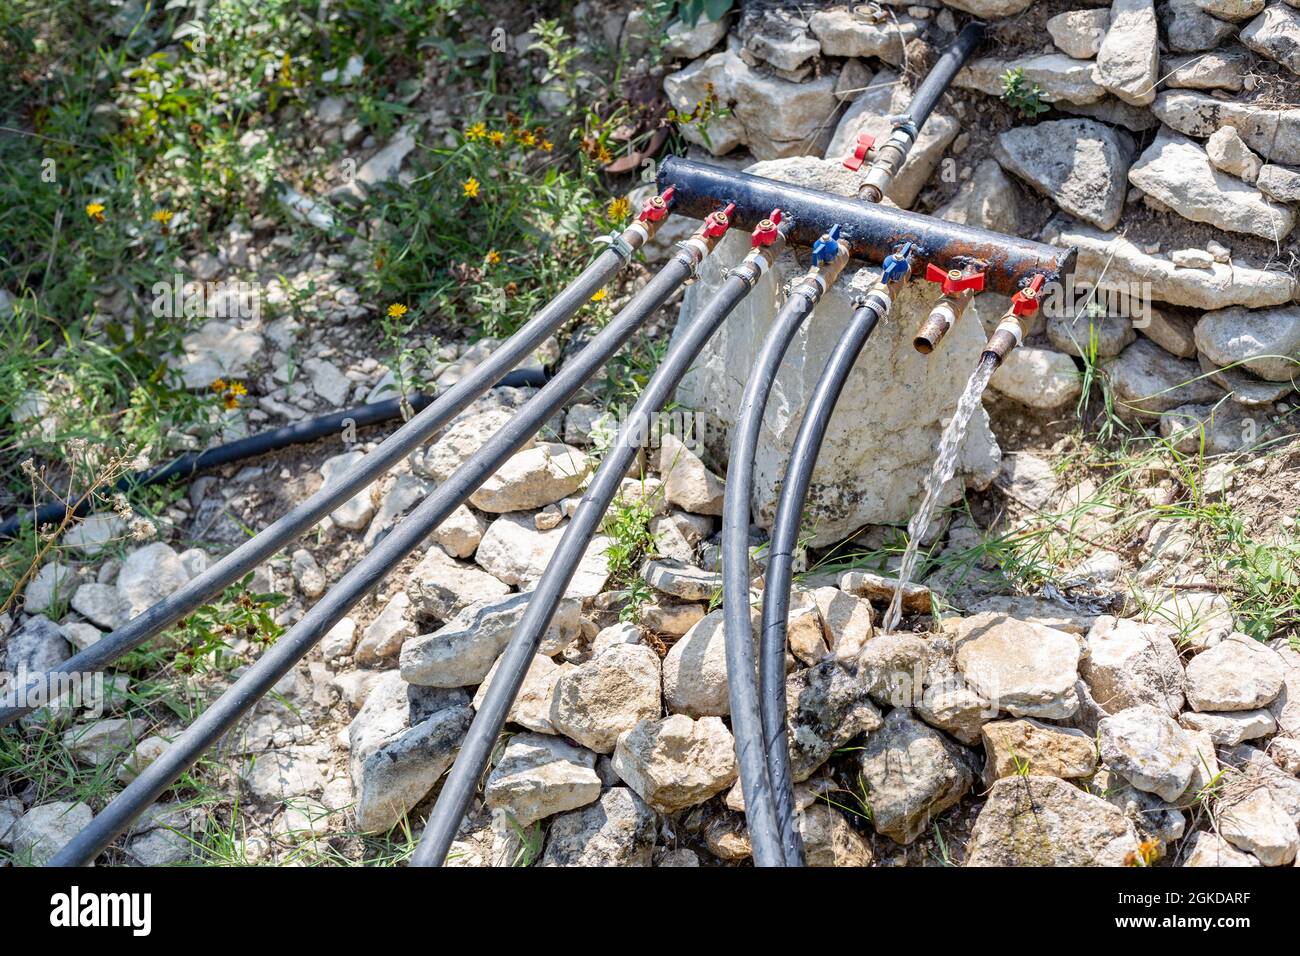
[
  {"x1": 540, "y1": 139, "x2": 554, "y2": 152},
  {"x1": 590, "y1": 288, "x2": 607, "y2": 302},
  {"x1": 387, "y1": 303, "x2": 408, "y2": 319},
  {"x1": 485, "y1": 249, "x2": 501, "y2": 266},
  {"x1": 210, "y1": 378, "x2": 227, "y2": 392},
  {"x1": 607, "y1": 197, "x2": 631, "y2": 221},
  {"x1": 151, "y1": 209, "x2": 174, "y2": 224},
  {"x1": 227, "y1": 381, "x2": 247, "y2": 397},
  {"x1": 224, "y1": 392, "x2": 240, "y2": 410},
  {"x1": 465, "y1": 122, "x2": 487, "y2": 141},
  {"x1": 517, "y1": 130, "x2": 537, "y2": 147},
  {"x1": 595, "y1": 144, "x2": 613, "y2": 165},
  {"x1": 85, "y1": 202, "x2": 105, "y2": 222},
  {"x1": 462, "y1": 177, "x2": 481, "y2": 199},
  {"x1": 487, "y1": 130, "x2": 506, "y2": 147}
]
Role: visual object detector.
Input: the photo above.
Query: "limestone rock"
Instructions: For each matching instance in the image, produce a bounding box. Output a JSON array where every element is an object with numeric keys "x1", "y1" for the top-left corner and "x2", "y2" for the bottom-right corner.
[
  {"x1": 934, "y1": 159, "x2": 1028, "y2": 236},
  {"x1": 62, "y1": 717, "x2": 140, "y2": 767},
  {"x1": 1081, "y1": 615, "x2": 1185, "y2": 717},
  {"x1": 354, "y1": 591, "x2": 414, "y2": 664},
  {"x1": 799, "y1": 804, "x2": 873, "y2": 866},
  {"x1": 483, "y1": 733, "x2": 601, "y2": 827},
  {"x1": 611, "y1": 714, "x2": 737, "y2": 813},
  {"x1": 808, "y1": 9, "x2": 922, "y2": 65},
  {"x1": 476, "y1": 513, "x2": 611, "y2": 598},
  {"x1": 1207, "y1": 127, "x2": 1264, "y2": 183},
  {"x1": 1163, "y1": 50, "x2": 1249, "y2": 91},
  {"x1": 3, "y1": 615, "x2": 70, "y2": 678},
  {"x1": 290, "y1": 549, "x2": 326, "y2": 599},
  {"x1": 1219, "y1": 786, "x2": 1299, "y2": 865},
  {"x1": 955, "y1": 55, "x2": 1106, "y2": 105},
  {"x1": 1096, "y1": 0, "x2": 1160, "y2": 105},
  {"x1": 662, "y1": 48, "x2": 838, "y2": 159},
  {"x1": 1047, "y1": 8, "x2": 1110, "y2": 58},
  {"x1": 855, "y1": 708, "x2": 975, "y2": 844},
  {"x1": 550, "y1": 643, "x2": 663, "y2": 754},
  {"x1": 663, "y1": 607, "x2": 748, "y2": 718},
  {"x1": 430, "y1": 503, "x2": 488, "y2": 559},
  {"x1": 980, "y1": 718, "x2": 1097, "y2": 786},
  {"x1": 1195, "y1": 306, "x2": 1300, "y2": 383},
  {"x1": 348, "y1": 672, "x2": 471, "y2": 833},
  {"x1": 472, "y1": 653, "x2": 567, "y2": 734},
  {"x1": 812, "y1": 586, "x2": 875, "y2": 660},
  {"x1": 417, "y1": 406, "x2": 531, "y2": 483},
  {"x1": 1046, "y1": 310, "x2": 1136, "y2": 359},
  {"x1": 1164, "y1": 0, "x2": 1238, "y2": 51},
  {"x1": 174, "y1": 320, "x2": 262, "y2": 389},
  {"x1": 1101, "y1": 338, "x2": 1224, "y2": 418},
  {"x1": 952, "y1": 613, "x2": 1081, "y2": 720},
  {"x1": 657, "y1": 433, "x2": 724, "y2": 516},
  {"x1": 401, "y1": 591, "x2": 580, "y2": 687},
  {"x1": 643, "y1": 558, "x2": 722, "y2": 601},
  {"x1": 1089, "y1": 768, "x2": 1187, "y2": 847},
  {"x1": 943, "y1": 0, "x2": 1035, "y2": 14},
  {"x1": 787, "y1": 659, "x2": 884, "y2": 781},
  {"x1": 12, "y1": 801, "x2": 94, "y2": 866},
  {"x1": 469, "y1": 442, "x2": 590, "y2": 513},
  {"x1": 989, "y1": 346, "x2": 1083, "y2": 409},
  {"x1": 1193, "y1": 0, "x2": 1265, "y2": 18},
  {"x1": 1180, "y1": 709, "x2": 1277, "y2": 745},
  {"x1": 319, "y1": 450, "x2": 376, "y2": 531},
  {"x1": 967, "y1": 775, "x2": 1140, "y2": 865},
  {"x1": 1181, "y1": 829, "x2": 1263, "y2": 865},
  {"x1": 663, "y1": 14, "x2": 728, "y2": 60},
  {"x1": 1184, "y1": 633, "x2": 1286, "y2": 711},
  {"x1": 540, "y1": 787, "x2": 657, "y2": 866},
  {"x1": 406, "y1": 544, "x2": 510, "y2": 623},
  {"x1": 1242, "y1": 5, "x2": 1300, "y2": 75},
  {"x1": 1152, "y1": 90, "x2": 1300, "y2": 166},
  {"x1": 1099, "y1": 704, "x2": 1198, "y2": 801},
  {"x1": 1128, "y1": 130, "x2": 1295, "y2": 240},
  {"x1": 1043, "y1": 217, "x2": 1297, "y2": 310},
  {"x1": 1258, "y1": 163, "x2": 1300, "y2": 203}
]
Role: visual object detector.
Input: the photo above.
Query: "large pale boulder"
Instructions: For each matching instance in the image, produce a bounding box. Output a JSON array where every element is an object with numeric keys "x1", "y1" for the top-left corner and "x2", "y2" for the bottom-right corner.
[
  {"x1": 1128, "y1": 131, "x2": 1295, "y2": 240},
  {"x1": 1242, "y1": 5, "x2": 1300, "y2": 76},
  {"x1": 673, "y1": 158, "x2": 1000, "y2": 545},
  {"x1": 1096, "y1": 0, "x2": 1160, "y2": 106},
  {"x1": 994, "y1": 119, "x2": 1133, "y2": 230}
]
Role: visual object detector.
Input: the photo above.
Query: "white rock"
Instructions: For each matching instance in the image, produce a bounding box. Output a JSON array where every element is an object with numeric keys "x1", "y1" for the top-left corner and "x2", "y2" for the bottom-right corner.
[
  {"x1": 1180, "y1": 708, "x2": 1277, "y2": 745},
  {"x1": 354, "y1": 591, "x2": 414, "y2": 664},
  {"x1": 484, "y1": 733, "x2": 601, "y2": 826},
  {"x1": 934, "y1": 159, "x2": 1028, "y2": 235},
  {"x1": 995, "y1": 118, "x2": 1134, "y2": 230},
  {"x1": 1185, "y1": 633, "x2": 1287, "y2": 711},
  {"x1": 406, "y1": 544, "x2": 510, "y2": 622},
  {"x1": 1129, "y1": 130, "x2": 1294, "y2": 240},
  {"x1": 303, "y1": 357, "x2": 351, "y2": 406},
  {"x1": 1242, "y1": 5, "x2": 1300, "y2": 76},
  {"x1": 1195, "y1": 306, "x2": 1300, "y2": 383},
  {"x1": 1258, "y1": 163, "x2": 1300, "y2": 203},
  {"x1": 63, "y1": 513, "x2": 123, "y2": 555},
  {"x1": 355, "y1": 128, "x2": 416, "y2": 187},
  {"x1": 955, "y1": 54, "x2": 1106, "y2": 105},
  {"x1": 70, "y1": 582, "x2": 130, "y2": 630},
  {"x1": 550, "y1": 643, "x2": 663, "y2": 754},
  {"x1": 319, "y1": 450, "x2": 377, "y2": 531},
  {"x1": 417, "y1": 406, "x2": 533, "y2": 483},
  {"x1": 430, "y1": 503, "x2": 488, "y2": 558},
  {"x1": 1081, "y1": 615, "x2": 1185, "y2": 717},
  {"x1": 469, "y1": 442, "x2": 590, "y2": 513},
  {"x1": 1193, "y1": 0, "x2": 1265, "y2": 19},
  {"x1": 23, "y1": 562, "x2": 78, "y2": 614},
  {"x1": 1182, "y1": 829, "x2": 1263, "y2": 866},
  {"x1": 117, "y1": 542, "x2": 191, "y2": 617},
  {"x1": 1207, "y1": 127, "x2": 1264, "y2": 184},
  {"x1": 989, "y1": 346, "x2": 1082, "y2": 409},
  {"x1": 1099, "y1": 704, "x2": 1199, "y2": 801},
  {"x1": 1047, "y1": 8, "x2": 1110, "y2": 58},
  {"x1": 953, "y1": 613, "x2": 1081, "y2": 720},
  {"x1": 540, "y1": 786, "x2": 657, "y2": 866},
  {"x1": 1153, "y1": 90, "x2": 1300, "y2": 167},
  {"x1": 967, "y1": 776, "x2": 1140, "y2": 865},
  {"x1": 11, "y1": 801, "x2": 93, "y2": 866},
  {"x1": 663, "y1": 608, "x2": 750, "y2": 718},
  {"x1": 472, "y1": 653, "x2": 568, "y2": 734},
  {"x1": 1101, "y1": 338, "x2": 1224, "y2": 418},
  {"x1": 290, "y1": 549, "x2": 326, "y2": 598},
  {"x1": 657, "y1": 432, "x2": 724, "y2": 516},
  {"x1": 808, "y1": 9, "x2": 922, "y2": 64},
  {"x1": 475, "y1": 513, "x2": 610, "y2": 598},
  {"x1": 62, "y1": 717, "x2": 139, "y2": 766},
  {"x1": 1096, "y1": 0, "x2": 1160, "y2": 105},
  {"x1": 611, "y1": 713, "x2": 737, "y2": 812},
  {"x1": 363, "y1": 473, "x2": 431, "y2": 548},
  {"x1": 1219, "y1": 786, "x2": 1299, "y2": 865},
  {"x1": 663, "y1": 14, "x2": 729, "y2": 59},
  {"x1": 174, "y1": 320, "x2": 263, "y2": 389},
  {"x1": 320, "y1": 616, "x2": 357, "y2": 659}
]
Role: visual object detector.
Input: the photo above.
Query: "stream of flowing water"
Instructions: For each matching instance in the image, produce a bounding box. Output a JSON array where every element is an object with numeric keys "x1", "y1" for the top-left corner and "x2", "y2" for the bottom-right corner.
[{"x1": 882, "y1": 353, "x2": 998, "y2": 633}]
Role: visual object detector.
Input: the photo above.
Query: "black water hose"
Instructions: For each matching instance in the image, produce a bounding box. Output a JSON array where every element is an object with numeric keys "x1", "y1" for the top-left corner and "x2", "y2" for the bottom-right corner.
[
  {"x1": 719, "y1": 290, "x2": 828, "y2": 867},
  {"x1": 905, "y1": 22, "x2": 985, "y2": 131},
  {"x1": 0, "y1": 222, "x2": 654, "y2": 729},
  {"x1": 47, "y1": 251, "x2": 704, "y2": 866},
  {"x1": 0, "y1": 371, "x2": 545, "y2": 540},
  {"x1": 757, "y1": 284, "x2": 896, "y2": 868},
  {"x1": 411, "y1": 225, "x2": 782, "y2": 868}
]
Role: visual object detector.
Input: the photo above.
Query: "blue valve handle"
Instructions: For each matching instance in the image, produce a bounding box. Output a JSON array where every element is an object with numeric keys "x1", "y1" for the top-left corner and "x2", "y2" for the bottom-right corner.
[
  {"x1": 809, "y1": 224, "x2": 843, "y2": 267},
  {"x1": 880, "y1": 241, "x2": 915, "y2": 283}
]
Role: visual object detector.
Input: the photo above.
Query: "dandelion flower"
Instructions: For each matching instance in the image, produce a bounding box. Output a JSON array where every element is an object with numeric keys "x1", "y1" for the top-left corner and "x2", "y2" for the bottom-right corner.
[
  {"x1": 462, "y1": 177, "x2": 481, "y2": 199},
  {"x1": 590, "y1": 288, "x2": 607, "y2": 302},
  {"x1": 607, "y1": 197, "x2": 631, "y2": 221},
  {"x1": 151, "y1": 210, "x2": 174, "y2": 224},
  {"x1": 387, "y1": 302, "x2": 408, "y2": 319},
  {"x1": 596, "y1": 144, "x2": 613, "y2": 165},
  {"x1": 485, "y1": 249, "x2": 501, "y2": 266},
  {"x1": 465, "y1": 122, "x2": 487, "y2": 141},
  {"x1": 85, "y1": 202, "x2": 105, "y2": 222}
]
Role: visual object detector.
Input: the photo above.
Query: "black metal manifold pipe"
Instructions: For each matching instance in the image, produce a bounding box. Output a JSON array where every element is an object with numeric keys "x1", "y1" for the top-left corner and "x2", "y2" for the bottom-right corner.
[
  {"x1": 0, "y1": 373, "x2": 545, "y2": 540},
  {"x1": 757, "y1": 283, "x2": 896, "y2": 869},
  {"x1": 656, "y1": 157, "x2": 1077, "y2": 297},
  {"x1": 411, "y1": 230, "x2": 778, "y2": 867},
  {"x1": 0, "y1": 229, "x2": 644, "y2": 729},
  {"x1": 47, "y1": 250, "x2": 702, "y2": 866}
]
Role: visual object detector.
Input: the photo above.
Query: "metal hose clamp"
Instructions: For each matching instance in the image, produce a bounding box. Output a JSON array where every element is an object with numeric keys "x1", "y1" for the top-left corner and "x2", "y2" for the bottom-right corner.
[{"x1": 594, "y1": 230, "x2": 636, "y2": 263}]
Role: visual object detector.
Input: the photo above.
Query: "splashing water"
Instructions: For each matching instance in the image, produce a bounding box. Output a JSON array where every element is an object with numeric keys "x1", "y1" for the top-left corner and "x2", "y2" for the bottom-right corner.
[{"x1": 882, "y1": 353, "x2": 998, "y2": 633}]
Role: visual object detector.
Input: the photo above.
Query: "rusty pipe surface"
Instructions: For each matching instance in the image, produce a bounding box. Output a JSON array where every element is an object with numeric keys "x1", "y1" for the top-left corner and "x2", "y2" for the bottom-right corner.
[
  {"x1": 657, "y1": 156, "x2": 1076, "y2": 297},
  {"x1": 914, "y1": 289, "x2": 977, "y2": 353}
]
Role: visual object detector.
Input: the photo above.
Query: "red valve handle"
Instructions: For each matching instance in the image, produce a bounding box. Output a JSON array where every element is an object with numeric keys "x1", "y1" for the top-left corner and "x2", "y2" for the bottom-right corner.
[
  {"x1": 638, "y1": 185, "x2": 675, "y2": 223},
  {"x1": 703, "y1": 201, "x2": 737, "y2": 239},
  {"x1": 842, "y1": 133, "x2": 877, "y2": 172},
  {"x1": 1010, "y1": 273, "x2": 1046, "y2": 316},
  {"x1": 924, "y1": 263, "x2": 986, "y2": 296},
  {"x1": 750, "y1": 208, "x2": 783, "y2": 247}
]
